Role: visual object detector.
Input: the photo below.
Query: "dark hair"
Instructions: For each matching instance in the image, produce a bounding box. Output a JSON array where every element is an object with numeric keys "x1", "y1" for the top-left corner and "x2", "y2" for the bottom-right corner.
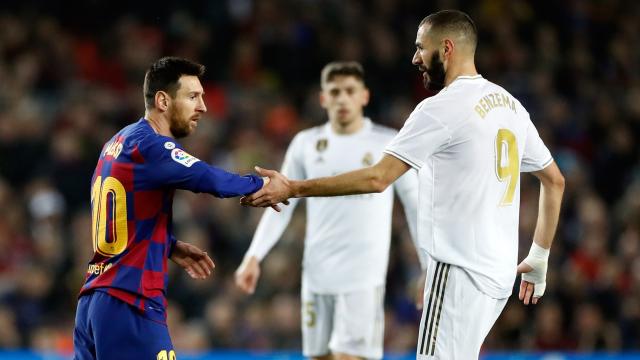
[
  {"x1": 143, "y1": 57, "x2": 205, "y2": 109},
  {"x1": 320, "y1": 61, "x2": 365, "y2": 86},
  {"x1": 420, "y1": 10, "x2": 478, "y2": 51}
]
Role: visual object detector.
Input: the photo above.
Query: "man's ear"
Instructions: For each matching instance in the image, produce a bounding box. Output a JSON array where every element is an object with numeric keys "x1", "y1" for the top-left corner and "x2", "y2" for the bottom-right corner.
[
  {"x1": 442, "y1": 38, "x2": 455, "y2": 60},
  {"x1": 155, "y1": 91, "x2": 170, "y2": 111},
  {"x1": 319, "y1": 91, "x2": 328, "y2": 109},
  {"x1": 362, "y1": 87, "x2": 370, "y2": 106}
]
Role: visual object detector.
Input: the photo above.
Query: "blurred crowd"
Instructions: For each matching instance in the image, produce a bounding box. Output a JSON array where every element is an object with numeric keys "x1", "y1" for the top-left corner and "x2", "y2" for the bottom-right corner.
[{"x1": 0, "y1": 0, "x2": 638, "y2": 356}]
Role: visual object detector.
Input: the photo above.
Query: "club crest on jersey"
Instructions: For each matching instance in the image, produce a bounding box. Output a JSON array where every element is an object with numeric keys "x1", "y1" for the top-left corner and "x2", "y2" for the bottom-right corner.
[
  {"x1": 315, "y1": 139, "x2": 328, "y2": 163},
  {"x1": 171, "y1": 148, "x2": 200, "y2": 167},
  {"x1": 316, "y1": 139, "x2": 328, "y2": 152},
  {"x1": 362, "y1": 152, "x2": 374, "y2": 166}
]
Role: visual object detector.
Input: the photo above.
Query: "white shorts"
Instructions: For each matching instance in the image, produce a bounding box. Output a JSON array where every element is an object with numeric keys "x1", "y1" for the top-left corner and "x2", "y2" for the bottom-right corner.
[
  {"x1": 416, "y1": 260, "x2": 507, "y2": 359},
  {"x1": 301, "y1": 284, "x2": 385, "y2": 359}
]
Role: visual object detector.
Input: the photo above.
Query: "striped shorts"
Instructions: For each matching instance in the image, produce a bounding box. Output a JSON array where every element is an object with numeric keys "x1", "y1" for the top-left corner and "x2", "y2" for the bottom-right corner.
[{"x1": 416, "y1": 261, "x2": 507, "y2": 359}]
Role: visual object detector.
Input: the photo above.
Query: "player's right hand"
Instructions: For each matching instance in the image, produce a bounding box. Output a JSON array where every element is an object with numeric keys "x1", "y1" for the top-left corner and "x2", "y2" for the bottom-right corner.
[
  {"x1": 241, "y1": 166, "x2": 292, "y2": 209},
  {"x1": 235, "y1": 256, "x2": 261, "y2": 294}
]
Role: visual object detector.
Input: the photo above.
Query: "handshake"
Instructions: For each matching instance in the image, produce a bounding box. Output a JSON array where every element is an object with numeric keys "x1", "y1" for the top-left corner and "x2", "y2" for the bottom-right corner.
[{"x1": 241, "y1": 166, "x2": 293, "y2": 212}]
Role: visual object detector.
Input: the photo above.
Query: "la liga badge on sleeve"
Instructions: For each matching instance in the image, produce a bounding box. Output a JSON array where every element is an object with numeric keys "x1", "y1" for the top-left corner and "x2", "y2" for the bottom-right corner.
[{"x1": 171, "y1": 148, "x2": 200, "y2": 167}]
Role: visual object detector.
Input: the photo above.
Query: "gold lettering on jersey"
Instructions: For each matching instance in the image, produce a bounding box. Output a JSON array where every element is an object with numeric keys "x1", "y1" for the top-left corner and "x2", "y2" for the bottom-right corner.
[
  {"x1": 488, "y1": 94, "x2": 496, "y2": 109},
  {"x1": 481, "y1": 98, "x2": 490, "y2": 112},
  {"x1": 87, "y1": 262, "x2": 113, "y2": 275},
  {"x1": 474, "y1": 93, "x2": 517, "y2": 119},
  {"x1": 103, "y1": 139, "x2": 123, "y2": 159},
  {"x1": 495, "y1": 129, "x2": 519, "y2": 206}
]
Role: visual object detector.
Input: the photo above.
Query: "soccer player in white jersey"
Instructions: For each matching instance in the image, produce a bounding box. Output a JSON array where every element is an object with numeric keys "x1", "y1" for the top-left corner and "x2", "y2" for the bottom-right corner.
[
  {"x1": 235, "y1": 61, "x2": 425, "y2": 360},
  {"x1": 241, "y1": 10, "x2": 565, "y2": 360}
]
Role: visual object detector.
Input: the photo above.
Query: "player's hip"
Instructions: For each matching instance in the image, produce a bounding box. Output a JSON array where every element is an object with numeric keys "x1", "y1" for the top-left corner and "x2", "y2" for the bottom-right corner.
[{"x1": 417, "y1": 261, "x2": 507, "y2": 359}]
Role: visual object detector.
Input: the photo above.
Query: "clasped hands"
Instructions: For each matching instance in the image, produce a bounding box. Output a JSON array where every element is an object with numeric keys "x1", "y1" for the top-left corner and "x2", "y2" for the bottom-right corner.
[{"x1": 241, "y1": 166, "x2": 293, "y2": 211}]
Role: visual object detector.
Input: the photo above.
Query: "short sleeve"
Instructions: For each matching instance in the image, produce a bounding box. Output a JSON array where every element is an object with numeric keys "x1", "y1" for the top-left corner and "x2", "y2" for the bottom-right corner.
[
  {"x1": 521, "y1": 122, "x2": 553, "y2": 173},
  {"x1": 384, "y1": 106, "x2": 451, "y2": 170}
]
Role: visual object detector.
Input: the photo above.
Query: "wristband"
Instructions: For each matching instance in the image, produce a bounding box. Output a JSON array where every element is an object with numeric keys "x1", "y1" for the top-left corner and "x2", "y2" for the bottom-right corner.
[
  {"x1": 522, "y1": 242, "x2": 550, "y2": 298},
  {"x1": 526, "y1": 242, "x2": 550, "y2": 263}
]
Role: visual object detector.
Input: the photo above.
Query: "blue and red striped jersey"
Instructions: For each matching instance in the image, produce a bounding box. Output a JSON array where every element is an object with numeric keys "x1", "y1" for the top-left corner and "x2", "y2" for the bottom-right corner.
[{"x1": 79, "y1": 118, "x2": 263, "y2": 321}]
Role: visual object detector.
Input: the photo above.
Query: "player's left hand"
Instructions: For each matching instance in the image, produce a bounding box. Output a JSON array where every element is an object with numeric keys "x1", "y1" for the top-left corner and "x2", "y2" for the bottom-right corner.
[
  {"x1": 517, "y1": 242, "x2": 550, "y2": 305},
  {"x1": 241, "y1": 166, "x2": 292, "y2": 208},
  {"x1": 170, "y1": 241, "x2": 215, "y2": 280},
  {"x1": 517, "y1": 261, "x2": 545, "y2": 305}
]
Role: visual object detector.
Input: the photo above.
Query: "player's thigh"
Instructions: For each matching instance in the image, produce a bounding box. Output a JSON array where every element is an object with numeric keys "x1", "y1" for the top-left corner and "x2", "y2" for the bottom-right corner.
[
  {"x1": 89, "y1": 291, "x2": 174, "y2": 360},
  {"x1": 330, "y1": 285, "x2": 385, "y2": 359},
  {"x1": 74, "y1": 295, "x2": 96, "y2": 360},
  {"x1": 301, "y1": 286, "x2": 335, "y2": 357},
  {"x1": 416, "y1": 263, "x2": 507, "y2": 360}
]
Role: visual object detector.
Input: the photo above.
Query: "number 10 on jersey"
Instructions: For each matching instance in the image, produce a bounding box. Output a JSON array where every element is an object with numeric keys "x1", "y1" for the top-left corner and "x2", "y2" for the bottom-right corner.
[
  {"x1": 495, "y1": 129, "x2": 519, "y2": 206},
  {"x1": 91, "y1": 176, "x2": 129, "y2": 256}
]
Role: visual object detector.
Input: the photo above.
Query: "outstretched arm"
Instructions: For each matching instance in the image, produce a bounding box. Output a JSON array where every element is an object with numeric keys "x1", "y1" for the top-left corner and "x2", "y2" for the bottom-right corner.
[
  {"x1": 517, "y1": 161, "x2": 564, "y2": 305},
  {"x1": 242, "y1": 154, "x2": 411, "y2": 207}
]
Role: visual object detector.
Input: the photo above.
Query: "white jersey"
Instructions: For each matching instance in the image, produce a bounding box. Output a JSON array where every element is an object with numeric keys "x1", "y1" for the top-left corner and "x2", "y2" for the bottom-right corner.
[
  {"x1": 246, "y1": 118, "x2": 423, "y2": 293},
  {"x1": 385, "y1": 75, "x2": 553, "y2": 299}
]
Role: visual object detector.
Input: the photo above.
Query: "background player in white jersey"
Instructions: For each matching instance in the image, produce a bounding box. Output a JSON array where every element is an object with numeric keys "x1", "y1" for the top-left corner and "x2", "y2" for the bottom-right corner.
[
  {"x1": 235, "y1": 61, "x2": 425, "y2": 360},
  {"x1": 241, "y1": 10, "x2": 566, "y2": 360}
]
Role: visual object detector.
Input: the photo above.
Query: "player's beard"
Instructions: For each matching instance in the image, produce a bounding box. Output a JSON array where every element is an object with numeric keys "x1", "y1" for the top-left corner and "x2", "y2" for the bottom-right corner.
[
  {"x1": 424, "y1": 51, "x2": 445, "y2": 92},
  {"x1": 168, "y1": 106, "x2": 192, "y2": 139}
]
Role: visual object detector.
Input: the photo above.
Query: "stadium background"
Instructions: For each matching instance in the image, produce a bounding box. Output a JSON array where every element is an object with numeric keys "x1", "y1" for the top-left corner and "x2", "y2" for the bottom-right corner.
[{"x1": 0, "y1": 0, "x2": 638, "y2": 358}]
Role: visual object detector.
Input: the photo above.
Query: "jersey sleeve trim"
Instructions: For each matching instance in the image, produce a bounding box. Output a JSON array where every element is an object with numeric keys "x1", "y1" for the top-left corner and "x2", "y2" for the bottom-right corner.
[
  {"x1": 384, "y1": 149, "x2": 422, "y2": 170},
  {"x1": 522, "y1": 157, "x2": 554, "y2": 173},
  {"x1": 541, "y1": 157, "x2": 554, "y2": 168}
]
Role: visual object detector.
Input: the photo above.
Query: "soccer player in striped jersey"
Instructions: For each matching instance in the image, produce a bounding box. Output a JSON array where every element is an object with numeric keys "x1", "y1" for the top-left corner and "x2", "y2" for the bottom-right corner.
[
  {"x1": 242, "y1": 11, "x2": 565, "y2": 360},
  {"x1": 235, "y1": 61, "x2": 424, "y2": 360},
  {"x1": 73, "y1": 57, "x2": 278, "y2": 360}
]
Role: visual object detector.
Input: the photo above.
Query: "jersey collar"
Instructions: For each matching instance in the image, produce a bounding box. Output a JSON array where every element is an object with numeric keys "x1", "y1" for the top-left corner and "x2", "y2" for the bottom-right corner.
[
  {"x1": 455, "y1": 74, "x2": 483, "y2": 81},
  {"x1": 441, "y1": 74, "x2": 483, "y2": 92},
  {"x1": 325, "y1": 117, "x2": 372, "y2": 137}
]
